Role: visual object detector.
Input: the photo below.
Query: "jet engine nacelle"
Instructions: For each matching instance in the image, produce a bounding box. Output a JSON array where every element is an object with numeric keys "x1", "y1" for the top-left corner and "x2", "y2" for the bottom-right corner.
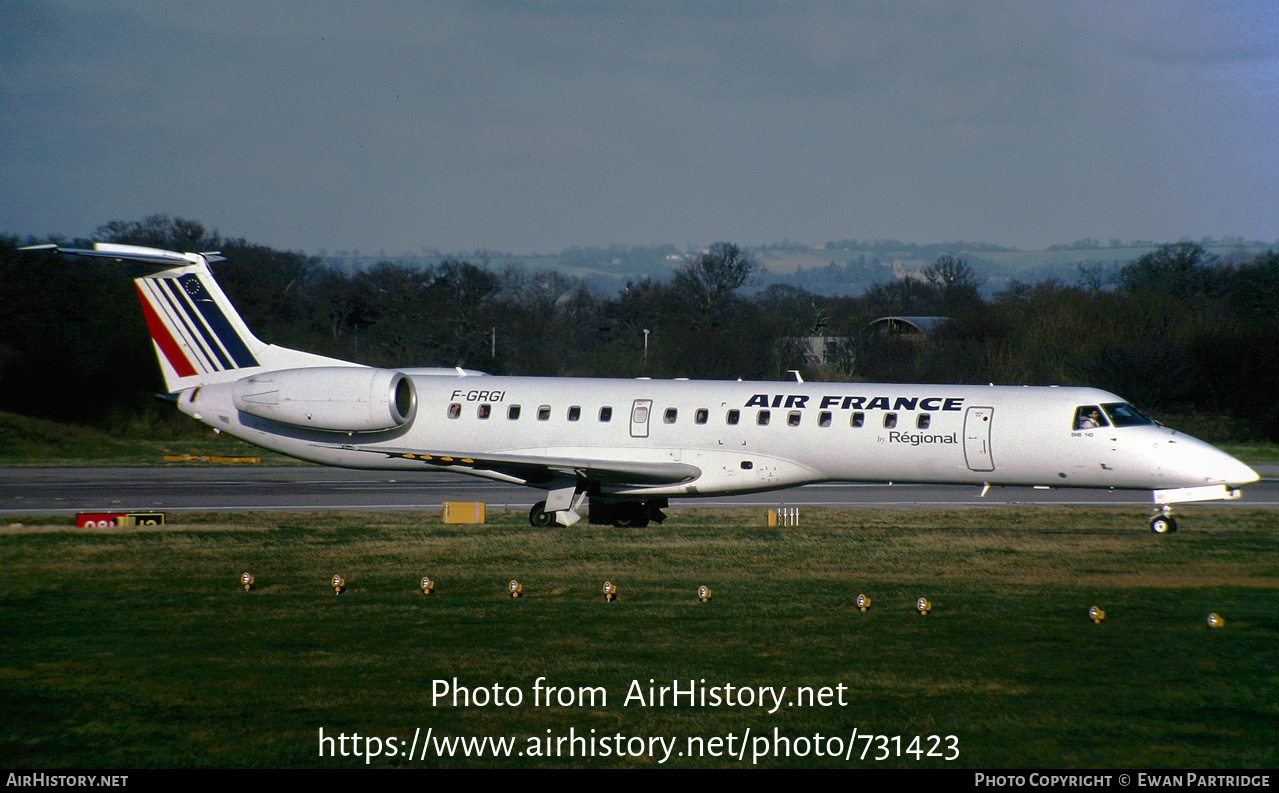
[{"x1": 232, "y1": 367, "x2": 417, "y2": 432}]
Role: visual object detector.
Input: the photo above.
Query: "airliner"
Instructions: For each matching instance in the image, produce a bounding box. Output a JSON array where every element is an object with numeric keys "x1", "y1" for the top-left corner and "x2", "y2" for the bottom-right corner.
[{"x1": 25, "y1": 242, "x2": 1260, "y2": 532}]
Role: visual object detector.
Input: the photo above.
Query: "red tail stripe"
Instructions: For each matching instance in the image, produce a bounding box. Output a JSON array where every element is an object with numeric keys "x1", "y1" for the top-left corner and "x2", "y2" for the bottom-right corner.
[{"x1": 135, "y1": 282, "x2": 198, "y2": 378}]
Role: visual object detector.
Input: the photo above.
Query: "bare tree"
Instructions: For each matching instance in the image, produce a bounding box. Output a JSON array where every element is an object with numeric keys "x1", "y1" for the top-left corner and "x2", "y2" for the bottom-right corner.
[
  {"x1": 673, "y1": 241, "x2": 757, "y2": 315},
  {"x1": 921, "y1": 255, "x2": 982, "y2": 290}
]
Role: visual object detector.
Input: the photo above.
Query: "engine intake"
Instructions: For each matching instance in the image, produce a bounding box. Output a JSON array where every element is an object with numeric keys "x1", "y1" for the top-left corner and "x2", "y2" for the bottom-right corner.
[{"x1": 233, "y1": 367, "x2": 416, "y2": 432}]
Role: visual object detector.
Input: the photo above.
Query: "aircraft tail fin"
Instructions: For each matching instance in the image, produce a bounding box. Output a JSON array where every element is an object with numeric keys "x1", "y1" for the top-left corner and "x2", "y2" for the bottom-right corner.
[{"x1": 24, "y1": 242, "x2": 355, "y2": 392}]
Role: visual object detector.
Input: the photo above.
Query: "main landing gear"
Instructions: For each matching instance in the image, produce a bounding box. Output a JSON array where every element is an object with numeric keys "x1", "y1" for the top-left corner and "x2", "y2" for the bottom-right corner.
[
  {"x1": 529, "y1": 501, "x2": 555, "y2": 527},
  {"x1": 1149, "y1": 506, "x2": 1179, "y2": 534},
  {"x1": 526, "y1": 498, "x2": 668, "y2": 528},
  {"x1": 587, "y1": 498, "x2": 667, "y2": 527}
]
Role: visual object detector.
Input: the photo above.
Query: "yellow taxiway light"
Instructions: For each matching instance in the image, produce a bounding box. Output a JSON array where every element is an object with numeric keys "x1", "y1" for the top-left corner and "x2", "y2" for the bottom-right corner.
[{"x1": 508, "y1": 579, "x2": 523, "y2": 598}]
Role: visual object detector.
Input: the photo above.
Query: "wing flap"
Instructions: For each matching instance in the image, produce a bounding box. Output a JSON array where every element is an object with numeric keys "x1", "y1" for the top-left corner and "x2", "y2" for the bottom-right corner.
[{"x1": 342, "y1": 445, "x2": 701, "y2": 487}]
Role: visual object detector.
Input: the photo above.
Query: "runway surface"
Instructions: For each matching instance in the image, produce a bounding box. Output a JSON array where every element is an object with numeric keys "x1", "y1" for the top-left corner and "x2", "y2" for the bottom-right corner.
[{"x1": 2, "y1": 466, "x2": 1276, "y2": 516}]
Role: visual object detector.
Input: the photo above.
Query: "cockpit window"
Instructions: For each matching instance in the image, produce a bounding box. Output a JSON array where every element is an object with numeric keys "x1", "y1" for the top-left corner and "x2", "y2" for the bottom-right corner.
[
  {"x1": 1102, "y1": 402, "x2": 1154, "y2": 427},
  {"x1": 1074, "y1": 405, "x2": 1108, "y2": 429}
]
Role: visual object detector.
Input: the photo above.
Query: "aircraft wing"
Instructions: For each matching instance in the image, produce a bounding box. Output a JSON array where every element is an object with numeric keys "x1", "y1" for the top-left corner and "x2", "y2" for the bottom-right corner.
[{"x1": 339, "y1": 444, "x2": 702, "y2": 488}]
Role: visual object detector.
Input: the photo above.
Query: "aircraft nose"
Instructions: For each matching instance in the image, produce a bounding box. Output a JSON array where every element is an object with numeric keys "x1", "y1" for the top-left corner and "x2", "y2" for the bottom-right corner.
[
  {"x1": 1217, "y1": 454, "x2": 1260, "y2": 487},
  {"x1": 1169, "y1": 437, "x2": 1260, "y2": 487}
]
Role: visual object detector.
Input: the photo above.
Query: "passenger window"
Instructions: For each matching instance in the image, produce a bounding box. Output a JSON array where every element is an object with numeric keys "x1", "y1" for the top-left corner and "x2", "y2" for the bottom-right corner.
[
  {"x1": 477, "y1": 404, "x2": 491, "y2": 419},
  {"x1": 1074, "y1": 405, "x2": 1108, "y2": 430},
  {"x1": 884, "y1": 413, "x2": 898, "y2": 429},
  {"x1": 917, "y1": 414, "x2": 930, "y2": 429},
  {"x1": 787, "y1": 411, "x2": 801, "y2": 427},
  {"x1": 818, "y1": 411, "x2": 832, "y2": 427},
  {"x1": 757, "y1": 410, "x2": 771, "y2": 426},
  {"x1": 727, "y1": 410, "x2": 740, "y2": 425},
  {"x1": 537, "y1": 405, "x2": 551, "y2": 421},
  {"x1": 508, "y1": 405, "x2": 521, "y2": 420},
  {"x1": 568, "y1": 406, "x2": 581, "y2": 421},
  {"x1": 851, "y1": 412, "x2": 864, "y2": 428},
  {"x1": 664, "y1": 408, "x2": 678, "y2": 424},
  {"x1": 599, "y1": 406, "x2": 613, "y2": 422},
  {"x1": 447, "y1": 403, "x2": 461, "y2": 419},
  {"x1": 695, "y1": 408, "x2": 708, "y2": 424}
]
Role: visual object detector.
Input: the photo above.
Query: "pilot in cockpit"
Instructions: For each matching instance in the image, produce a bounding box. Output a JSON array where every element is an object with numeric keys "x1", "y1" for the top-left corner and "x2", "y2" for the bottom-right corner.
[{"x1": 1075, "y1": 406, "x2": 1106, "y2": 429}]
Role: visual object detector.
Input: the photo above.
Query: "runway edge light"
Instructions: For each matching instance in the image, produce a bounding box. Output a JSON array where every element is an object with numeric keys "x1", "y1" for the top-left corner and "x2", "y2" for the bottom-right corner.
[
  {"x1": 916, "y1": 597, "x2": 932, "y2": 615},
  {"x1": 240, "y1": 572, "x2": 255, "y2": 592},
  {"x1": 420, "y1": 576, "x2": 435, "y2": 595},
  {"x1": 856, "y1": 593, "x2": 872, "y2": 612},
  {"x1": 767, "y1": 507, "x2": 800, "y2": 527},
  {"x1": 331, "y1": 574, "x2": 346, "y2": 596},
  {"x1": 1089, "y1": 606, "x2": 1106, "y2": 624},
  {"x1": 698, "y1": 585, "x2": 713, "y2": 603},
  {"x1": 603, "y1": 580, "x2": 618, "y2": 602},
  {"x1": 1207, "y1": 612, "x2": 1225, "y2": 629},
  {"x1": 508, "y1": 579, "x2": 523, "y2": 598}
]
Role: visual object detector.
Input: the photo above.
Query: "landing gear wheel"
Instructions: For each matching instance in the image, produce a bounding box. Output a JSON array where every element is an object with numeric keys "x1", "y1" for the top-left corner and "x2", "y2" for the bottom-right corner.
[
  {"x1": 611, "y1": 502, "x2": 650, "y2": 528},
  {"x1": 529, "y1": 501, "x2": 553, "y2": 527},
  {"x1": 1150, "y1": 514, "x2": 1178, "y2": 534}
]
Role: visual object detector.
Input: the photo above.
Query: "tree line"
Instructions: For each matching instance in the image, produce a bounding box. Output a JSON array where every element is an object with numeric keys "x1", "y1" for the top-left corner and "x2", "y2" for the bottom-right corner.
[{"x1": 3, "y1": 216, "x2": 1276, "y2": 440}]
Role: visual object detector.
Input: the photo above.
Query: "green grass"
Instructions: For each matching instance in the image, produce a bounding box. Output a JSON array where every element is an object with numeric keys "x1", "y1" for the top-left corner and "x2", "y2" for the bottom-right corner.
[
  {"x1": 2, "y1": 507, "x2": 1276, "y2": 769},
  {"x1": 0, "y1": 411, "x2": 308, "y2": 467}
]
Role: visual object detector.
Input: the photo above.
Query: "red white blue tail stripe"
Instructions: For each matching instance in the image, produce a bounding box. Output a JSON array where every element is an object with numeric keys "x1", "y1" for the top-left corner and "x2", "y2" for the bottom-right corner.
[{"x1": 135, "y1": 273, "x2": 259, "y2": 377}]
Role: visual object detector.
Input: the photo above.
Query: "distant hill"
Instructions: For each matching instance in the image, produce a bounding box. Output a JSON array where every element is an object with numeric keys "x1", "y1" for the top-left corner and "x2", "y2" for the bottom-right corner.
[{"x1": 317, "y1": 238, "x2": 1275, "y2": 297}]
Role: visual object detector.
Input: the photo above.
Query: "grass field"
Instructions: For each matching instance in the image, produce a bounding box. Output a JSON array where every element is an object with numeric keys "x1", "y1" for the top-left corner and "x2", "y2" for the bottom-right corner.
[
  {"x1": 2, "y1": 507, "x2": 1276, "y2": 769},
  {"x1": 0, "y1": 411, "x2": 307, "y2": 467}
]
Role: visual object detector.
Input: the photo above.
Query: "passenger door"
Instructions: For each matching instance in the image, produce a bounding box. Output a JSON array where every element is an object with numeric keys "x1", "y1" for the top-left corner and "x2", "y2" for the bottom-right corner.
[{"x1": 964, "y1": 406, "x2": 995, "y2": 472}]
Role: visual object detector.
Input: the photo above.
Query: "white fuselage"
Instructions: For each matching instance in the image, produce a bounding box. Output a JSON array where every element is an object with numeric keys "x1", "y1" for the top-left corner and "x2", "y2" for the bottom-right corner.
[
  {"x1": 181, "y1": 374, "x2": 1259, "y2": 499},
  {"x1": 30, "y1": 242, "x2": 1256, "y2": 520}
]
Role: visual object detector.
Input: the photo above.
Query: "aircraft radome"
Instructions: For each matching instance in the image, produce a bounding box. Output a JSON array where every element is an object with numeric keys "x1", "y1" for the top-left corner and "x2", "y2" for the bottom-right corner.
[{"x1": 25, "y1": 242, "x2": 1260, "y2": 532}]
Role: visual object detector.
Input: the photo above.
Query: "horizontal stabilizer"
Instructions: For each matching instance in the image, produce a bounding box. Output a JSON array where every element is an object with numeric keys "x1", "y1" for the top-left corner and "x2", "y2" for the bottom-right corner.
[{"x1": 20, "y1": 242, "x2": 225, "y2": 266}]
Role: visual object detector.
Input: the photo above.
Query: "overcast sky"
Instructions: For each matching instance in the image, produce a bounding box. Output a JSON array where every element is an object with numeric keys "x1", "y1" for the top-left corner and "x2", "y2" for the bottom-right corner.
[{"x1": 3, "y1": 1, "x2": 1277, "y2": 255}]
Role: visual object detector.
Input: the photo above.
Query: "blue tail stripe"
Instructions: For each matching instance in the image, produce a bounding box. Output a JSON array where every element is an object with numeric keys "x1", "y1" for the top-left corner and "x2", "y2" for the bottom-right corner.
[
  {"x1": 161, "y1": 277, "x2": 232, "y2": 371},
  {"x1": 177, "y1": 274, "x2": 259, "y2": 368},
  {"x1": 151, "y1": 278, "x2": 222, "y2": 373}
]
